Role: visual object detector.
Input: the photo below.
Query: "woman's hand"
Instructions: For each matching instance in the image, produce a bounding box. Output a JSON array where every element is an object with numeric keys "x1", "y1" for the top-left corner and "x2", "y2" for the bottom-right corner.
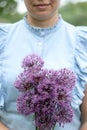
[
  {"x1": 80, "y1": 84, "x2": 87, "y2": 130},
  {"x1": 0, "y1": 122, "x2": 9, "y2": 130},
  {"x1": 80, "y1": 122, "x2": 87, "y2": 130}
]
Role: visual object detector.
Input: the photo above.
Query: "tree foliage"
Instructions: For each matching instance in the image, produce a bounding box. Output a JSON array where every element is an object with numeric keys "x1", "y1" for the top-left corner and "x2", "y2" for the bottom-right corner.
[
  {"x1": 0, "y1": 0, "x2": 17, "y2": 14},
  {"x1": 0, "y1": 0, "x2": 22, "y2": 23},
  {"x1": 59, "y1": 2, "x2": 87, "y2": 26}
]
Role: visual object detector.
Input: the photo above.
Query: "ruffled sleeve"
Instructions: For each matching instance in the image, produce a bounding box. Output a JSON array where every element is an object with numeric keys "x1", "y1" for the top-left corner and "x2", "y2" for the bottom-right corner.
[
  {"x1": 0, "y1": 24, "x2": 8, "y2": 109},
  {"x1": 72, "y1": 27, "x2": 87, "y2": 109}
]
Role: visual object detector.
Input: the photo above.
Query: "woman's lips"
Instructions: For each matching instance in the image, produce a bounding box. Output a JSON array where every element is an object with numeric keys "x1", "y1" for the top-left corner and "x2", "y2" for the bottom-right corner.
[{"x1": 34, "y1": 4, "x2": 50, "y2": 9}]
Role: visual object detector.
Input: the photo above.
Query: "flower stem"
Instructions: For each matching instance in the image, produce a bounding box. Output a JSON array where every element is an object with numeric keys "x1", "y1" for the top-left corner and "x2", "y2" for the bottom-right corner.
[
  {"x1": 35, "y1": 112, "x2": 38, "y2": 130},
  {"x1": 36, "y1": 127, "x2": 38, "y2": 130},
  {"x1": 52, "y1": 125, "x2": 55, "y2": 130}
]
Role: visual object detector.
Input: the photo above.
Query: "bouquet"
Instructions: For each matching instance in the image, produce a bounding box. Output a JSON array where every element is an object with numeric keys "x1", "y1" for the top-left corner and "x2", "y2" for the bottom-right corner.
[{"x1": 14, "y1": 54, "x2": 76, "y2": 130}]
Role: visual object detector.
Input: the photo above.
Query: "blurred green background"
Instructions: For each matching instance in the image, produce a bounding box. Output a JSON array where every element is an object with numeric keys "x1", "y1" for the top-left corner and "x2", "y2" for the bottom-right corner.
[{"x1": 0, "y1": 0, "x2": 87, "y2": 26}]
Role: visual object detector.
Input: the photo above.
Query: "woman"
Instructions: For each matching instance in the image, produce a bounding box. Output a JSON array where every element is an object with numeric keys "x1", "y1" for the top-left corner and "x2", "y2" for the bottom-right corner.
[{"x1": 0, "y1": 0, "x2": 87, "y2": 130}]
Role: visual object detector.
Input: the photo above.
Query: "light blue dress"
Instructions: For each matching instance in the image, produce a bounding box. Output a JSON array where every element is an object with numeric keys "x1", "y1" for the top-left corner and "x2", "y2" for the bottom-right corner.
[{"x1": 0, "y1": 15, "x2": 87, "y2": 130}]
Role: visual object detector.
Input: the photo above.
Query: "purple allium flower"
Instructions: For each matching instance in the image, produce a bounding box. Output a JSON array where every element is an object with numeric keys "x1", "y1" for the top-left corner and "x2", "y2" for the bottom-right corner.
[
  {"x1": 14, "y1": 69, "x2": 47, "y2": 92},
  {"x1": 34, "y1": 97, "x2": 56, "y2": 130},
  {"x1": 22, "y1": 54, "x2": 44, "y2": 71},
  {"x1": 14, "y1": 71, "x2": 35, "y2": 92},
  {"x1": 54, "y1": 85, "x2": 72, "y2": 105},
  {"x1": 55, "y1": 68, "x2": 76, "y2": 90},
  {"x1": 55, "y1": 104, "x2": 73, "y2": 127},
  {"x1": 35, "y1": 110, "x2": 56, "y2": 130},
  {"x1": 32, "y1": 69, "x2": 47, "y2": 84},
  {"x1": 17, "y1": 91, "x2": 35, "y2": 115},
  {"x1": 14, "y1": 54, "x2": 76, "y2": 129}
]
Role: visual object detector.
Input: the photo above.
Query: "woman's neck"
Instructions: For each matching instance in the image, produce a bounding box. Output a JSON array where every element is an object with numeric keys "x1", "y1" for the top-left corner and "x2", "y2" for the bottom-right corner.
[{"x1": 26, "y1": 13, "x2": 59, "y2": 28}]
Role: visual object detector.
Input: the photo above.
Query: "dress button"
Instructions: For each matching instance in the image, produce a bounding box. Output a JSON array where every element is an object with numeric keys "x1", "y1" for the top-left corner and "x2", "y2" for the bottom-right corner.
[{"x1": 37, "y1": 42, "x2": 42, "y2": 46}]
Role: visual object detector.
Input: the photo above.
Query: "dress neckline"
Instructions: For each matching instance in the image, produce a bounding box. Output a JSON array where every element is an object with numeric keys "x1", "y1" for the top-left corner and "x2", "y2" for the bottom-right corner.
[{"x1": 23, "y1": 14, "x2": 63, "y2": 37}]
